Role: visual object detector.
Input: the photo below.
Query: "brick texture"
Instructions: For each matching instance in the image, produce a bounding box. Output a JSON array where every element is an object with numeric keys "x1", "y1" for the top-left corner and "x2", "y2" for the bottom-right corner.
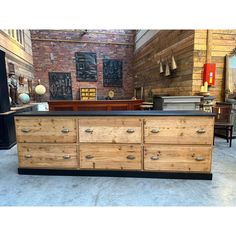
[{"x1": 31, "y1": 30, "x2": 135, "y2": 101}]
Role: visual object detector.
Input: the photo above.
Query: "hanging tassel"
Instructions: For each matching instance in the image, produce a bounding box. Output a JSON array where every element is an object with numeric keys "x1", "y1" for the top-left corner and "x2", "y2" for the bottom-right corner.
[
  {"x1": 171, "y1": 55, "x2": 177, "y2": 70},
  {"x1": 159, "y1": 59, "x2": 164, "y2": 74},
  {"x1": 165, "y1": 61, "x2": 170, "y2": 76}
]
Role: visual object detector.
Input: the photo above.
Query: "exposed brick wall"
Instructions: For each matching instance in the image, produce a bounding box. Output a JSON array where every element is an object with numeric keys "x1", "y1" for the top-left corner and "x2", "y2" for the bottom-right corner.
[{"x1": 31, "y1": 30, "x2": 135, "y2": 101}]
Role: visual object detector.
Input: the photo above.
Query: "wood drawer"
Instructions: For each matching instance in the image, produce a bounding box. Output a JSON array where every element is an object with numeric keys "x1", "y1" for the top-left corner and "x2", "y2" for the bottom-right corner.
[
  {"x1": 144, "y1": 145, "x2": 212, "y2": 172},
  {"x1": 15, "y1": 117, "x2": 77, "y2": 143},
  {"x1": 18, "y1": 144, "x2": 78, "y2": 169},
  {"x1": 80, "y1": 144, "x2": 142, "y2": 170},
  {"x1": 144, "y1": 116, "x2": 214, "y2": 144},
  {"x1": 79, "y1": 118, "x2": 142, "y2": 143}
]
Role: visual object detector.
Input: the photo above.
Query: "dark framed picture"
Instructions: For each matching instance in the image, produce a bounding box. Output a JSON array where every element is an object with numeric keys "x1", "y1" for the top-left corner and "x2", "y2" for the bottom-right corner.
[
  {"x1": 103, "y1": 59, "x2": 123, "y2": 87},
  {"x1": 49, "y1": 72, "x2": 73, "y2": 100},
  {"x1": 75, "y1": 52, "x2": 97, "y2": 81}
]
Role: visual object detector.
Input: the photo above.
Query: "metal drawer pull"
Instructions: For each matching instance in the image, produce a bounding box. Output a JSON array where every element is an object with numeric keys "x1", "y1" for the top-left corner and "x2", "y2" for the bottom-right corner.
[
  {"x1": 150, "y1": 156, "x2": 160, "y2": 160},
  {"x1": 63, "y1": 155, "x2": 71, "y2": 160},
  {"x1": 85, "y1": 128, "x2": 93, "y2": 133},
  {"x1": 195, "y1": 156, "x2": 205, "y2": 161},
  {"x1": 21, "y1": 128, "x2": 30, "y2": 133},
  {"x1": 61, "y1": 128, "x2": 69, "y2": 133},
  {"x1": 126, "y1": 129, "x2": 135, "y2": 133},
  {"x1": 24, "y1": 154, "x2": 32, "y2": 159},
  {"x1": 85, "y1": 155, "x2": 94, "y2": 159},
  {"x1": 151, "y1": 128, "x2": 160, "y2": 133},
  {"x1": 126, "y1": 155, "x2": 135, "y2": 160},
  {"x1": 197, "y1": 129, "x2": 206, "y2": 134}
]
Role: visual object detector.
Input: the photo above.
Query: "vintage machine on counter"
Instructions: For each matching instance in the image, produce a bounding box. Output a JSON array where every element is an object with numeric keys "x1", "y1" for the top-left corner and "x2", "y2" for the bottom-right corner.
[
  {"x1": 200, "y1": 96, "x2": 215, "y2": 113},
  {"x1": 153, "y1": 96, "x2": 202, "y2": 111}
]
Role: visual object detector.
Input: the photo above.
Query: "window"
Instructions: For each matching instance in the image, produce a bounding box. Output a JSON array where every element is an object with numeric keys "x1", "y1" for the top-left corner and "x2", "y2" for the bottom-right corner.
[
  {"x1": 6, "y1": 29, "x2": 24, "y2": 46},
  {"x1": 135, "y1": 30, "x2": 159, "y2": 51}
]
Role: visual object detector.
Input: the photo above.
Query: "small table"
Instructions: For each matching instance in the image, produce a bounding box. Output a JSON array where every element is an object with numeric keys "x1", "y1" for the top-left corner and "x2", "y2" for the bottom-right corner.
[{"x1": 214, "y1": 123, "x2": 233, "y2": 147}]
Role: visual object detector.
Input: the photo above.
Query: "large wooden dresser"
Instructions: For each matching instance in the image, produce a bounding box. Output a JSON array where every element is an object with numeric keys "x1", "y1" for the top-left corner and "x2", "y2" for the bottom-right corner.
[{"x1": 15, "y1": 110, "x2": 215, "y2": 179}]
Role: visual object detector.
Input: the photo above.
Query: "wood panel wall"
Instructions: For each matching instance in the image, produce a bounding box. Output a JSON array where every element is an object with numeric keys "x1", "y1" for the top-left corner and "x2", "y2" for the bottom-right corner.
[
  {"x1": 133, "y1": 30, "x2": 195, "y2": 100},
  {"x1": 134, "y1": 30, "x2": 236, "y2": 102},
  {"x1": 192, "y1": 30, "x2": 236, "y2": 102}
]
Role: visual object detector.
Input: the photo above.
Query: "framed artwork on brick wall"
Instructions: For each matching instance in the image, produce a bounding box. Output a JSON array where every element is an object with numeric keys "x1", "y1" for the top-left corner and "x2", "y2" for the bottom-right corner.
[
  {"x1": 49, "y1": 72, "x2": 73, "y2": 100},
  {"x1": 75, "y1": 52, "x2": 97, "y2": 81},
  {"x1": 103, "y1": 59, "x2": 123, "y2": 87}
]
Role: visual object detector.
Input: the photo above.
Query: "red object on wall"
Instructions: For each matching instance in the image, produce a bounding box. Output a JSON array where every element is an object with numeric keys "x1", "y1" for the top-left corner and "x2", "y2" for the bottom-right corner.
[{"x1": 203, "y1": 63, "x2": 216, "y2": 86}]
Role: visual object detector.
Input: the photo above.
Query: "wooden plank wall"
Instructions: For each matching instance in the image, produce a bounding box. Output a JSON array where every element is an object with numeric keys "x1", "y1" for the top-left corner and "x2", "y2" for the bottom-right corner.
[
  {"x1": 192, "y1": 30, "x2": 236, "y2": 102},
  {"x1": 133, "y1": 30, "x2": 195, "y2": 100}
]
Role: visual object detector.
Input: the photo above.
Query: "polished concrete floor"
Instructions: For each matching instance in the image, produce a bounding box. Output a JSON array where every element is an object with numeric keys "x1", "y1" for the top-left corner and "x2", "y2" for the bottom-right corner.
[{"x1": 0, "y1": 137, "x2": 235, "y2": 206}]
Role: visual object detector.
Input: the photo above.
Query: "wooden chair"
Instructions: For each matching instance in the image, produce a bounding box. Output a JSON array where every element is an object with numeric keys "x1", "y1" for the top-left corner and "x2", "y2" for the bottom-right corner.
[{"x1": 212, "y1": 105, "x2": 233, "y2": 147}]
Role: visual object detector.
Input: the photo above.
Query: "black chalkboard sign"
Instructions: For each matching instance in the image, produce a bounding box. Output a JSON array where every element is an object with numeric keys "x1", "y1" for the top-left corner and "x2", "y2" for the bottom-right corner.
[
  {"x1": 75, "y1": 52, "x2": 97, "y2": 81},
  {"x1": 103, "y1": 59, "x2": 123, "y2": 87},
  {"x1": 49, "y1": 72, "x2": 73, "y2": 100}
]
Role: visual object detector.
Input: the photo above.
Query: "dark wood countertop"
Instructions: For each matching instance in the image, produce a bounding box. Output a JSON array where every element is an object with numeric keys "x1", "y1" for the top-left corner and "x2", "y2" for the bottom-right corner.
[
  {"x1": 14, "y1": 110, "x2": 215, "y2": 117},
  {"x1": 48, "y1": 100, "x2": 143, "y2": 103}
]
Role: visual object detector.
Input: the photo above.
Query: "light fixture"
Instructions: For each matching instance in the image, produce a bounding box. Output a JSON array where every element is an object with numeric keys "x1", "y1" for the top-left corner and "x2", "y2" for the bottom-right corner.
[
  {"x1": 171, "y1": 50, "x2": 177, "y2": 70},
  {"x1": 159, "y1": 57, "x2": 164, "y2": 74},
  {"x1": 165, "y1": 60, "x2": 170, "y2": 76}
]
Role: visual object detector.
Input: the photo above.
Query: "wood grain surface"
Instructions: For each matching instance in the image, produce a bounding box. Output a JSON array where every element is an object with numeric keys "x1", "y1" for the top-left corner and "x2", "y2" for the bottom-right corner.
[
  {"x1": 144, "y1": 116, "x2": 214, "y2": 144},
  {"x1": 79, "y1": 118, "x2": 142, "y2": 143},
  {"x1": 15, "y1": 117, "x2": 77, "y2": 143},
  {"x1": 80, "y1": 144, "x2": 141, "y2": 170},
  {"x1": 144, "y1": 145, "x2": 212, "y2": 172},
  {"x1": 18, "y1": 144, "x2": 78, "y2": 169}
]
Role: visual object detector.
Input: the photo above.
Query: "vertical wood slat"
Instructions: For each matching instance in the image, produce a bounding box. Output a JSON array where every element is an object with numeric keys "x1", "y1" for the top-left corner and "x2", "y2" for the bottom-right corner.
[{"x1": 206, "y1": 30, "x2": 213, "y2": 63}]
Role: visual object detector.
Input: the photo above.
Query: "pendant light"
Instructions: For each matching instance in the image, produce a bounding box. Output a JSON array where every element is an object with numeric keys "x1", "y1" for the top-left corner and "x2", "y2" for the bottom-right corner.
[
  {"x1": 171, "y1": 50, "x2": 177, "y2": 70},
  {"x1": 159, "y1": 56, "x2": 164, "y2": 74},
  {"x1": 165, "y1": 60, "x2": 170, "y2": 76}
]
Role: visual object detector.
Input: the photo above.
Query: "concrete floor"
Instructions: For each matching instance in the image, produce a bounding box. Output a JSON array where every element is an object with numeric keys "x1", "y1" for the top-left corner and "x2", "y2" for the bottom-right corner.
[{"x1": 0, "y1": 137, "x2": 235, "y2": 206}]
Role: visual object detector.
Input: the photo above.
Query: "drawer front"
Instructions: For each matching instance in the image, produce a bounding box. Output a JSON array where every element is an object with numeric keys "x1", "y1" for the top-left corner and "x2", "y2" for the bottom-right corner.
[
  {"x1": 144, "y1": 145, "x2": 212, "y2": 172},
  {"x1": 80, "y1": 144, "x2": 142, "y2": 170},
  {"x1": 18, "y1": 144, "x2": 78, "y2": 169},
  {"x1": 144, "y1": 117, "x2": 214, "y2": 144},
  {"x1": 15, "y1": 117, "x2": 77, "y2": 143},
  {"x1": 79, "y1": 118, "x2": 142, "y2": 143}
]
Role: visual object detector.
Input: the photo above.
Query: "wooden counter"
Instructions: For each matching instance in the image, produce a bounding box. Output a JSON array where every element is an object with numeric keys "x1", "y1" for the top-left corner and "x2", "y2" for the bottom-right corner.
[
  {"x1": 15, "y1": 110, "x2": 215, "y2": 179},
  {"x1": 48, "y1": 100, "x2": 144, "y2": 111}
]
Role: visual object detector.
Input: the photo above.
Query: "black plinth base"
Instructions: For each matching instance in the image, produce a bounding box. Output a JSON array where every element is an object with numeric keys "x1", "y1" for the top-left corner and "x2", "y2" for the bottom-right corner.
[
  {"x1": 18, "y1": 168, "x2": 213, "y2": 180},
  {"x1": 0, "y1": 141, "x2": 16, "y2": 150},
  {"x1": 0, "y1": 112, "x2": 16, "y2": 150}
]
